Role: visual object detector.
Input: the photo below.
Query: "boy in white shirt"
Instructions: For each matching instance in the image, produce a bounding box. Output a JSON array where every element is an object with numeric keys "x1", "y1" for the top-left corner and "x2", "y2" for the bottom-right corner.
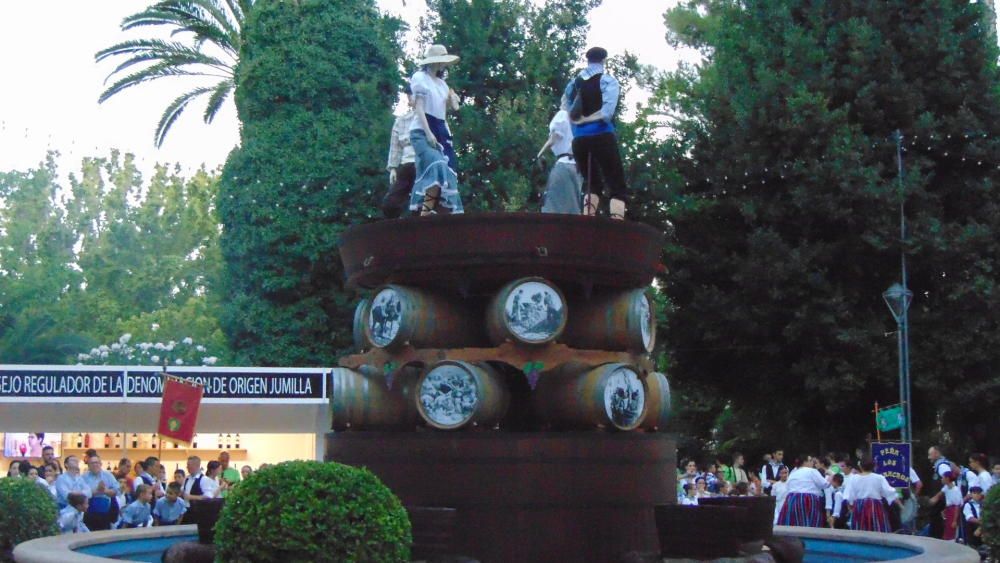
[
  {"x1": 963, "y1": 486, "x2": 983, "y2": 548},
  {"x1": 826, "y1": 473, "x2": 846, "y2": 529},
  {"x1": 58, "y1": 492, "x2": 89, "y2": 534}
]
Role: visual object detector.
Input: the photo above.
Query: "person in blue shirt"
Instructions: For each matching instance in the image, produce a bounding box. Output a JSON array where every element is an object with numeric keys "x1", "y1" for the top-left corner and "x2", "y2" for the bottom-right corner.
[
  {"x1": 561, "y1": 46, "x2": 627, "y2": 220},
  {"x1": 58, "y1": 492, "x2": 90, "y2": 534},
  {"x1": 54, "y1": 455, "x2": 91, "y2": 509},
  {"x1": 120, "y1": 484, "x2": 154, "y2": 528},
  {"x1": 153, "y1": 482, "x2": 189, "y2": 526}
]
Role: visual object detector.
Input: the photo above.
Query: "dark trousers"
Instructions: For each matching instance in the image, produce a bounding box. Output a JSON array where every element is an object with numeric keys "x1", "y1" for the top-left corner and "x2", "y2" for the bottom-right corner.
[
  {"x1": 381, "y1": 162, "x2": 416, "y2": 218},
  {"x1": 572, "y1": 132, "x2": 627, "y2": 201}
]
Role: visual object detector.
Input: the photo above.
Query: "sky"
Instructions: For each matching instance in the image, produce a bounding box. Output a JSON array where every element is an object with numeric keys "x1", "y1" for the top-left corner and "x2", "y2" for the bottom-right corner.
[{"x1": 0, "y1": 1, "x2": 696, "y2": 179}]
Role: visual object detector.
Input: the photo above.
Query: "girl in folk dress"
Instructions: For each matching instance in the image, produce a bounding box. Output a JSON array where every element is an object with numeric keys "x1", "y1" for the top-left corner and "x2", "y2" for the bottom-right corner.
[
  {"x1": 843, "y1": 459, "x2": 900, "y2": 532},
  {"x1": 777, "y1": 455, "x2": 830, "y2": 527},
  {"x1": 772, "y1": 466, "x2": 790, "y2": 525},
  {"x1": 934, "y1": 472, "x2": 964, "y2": 541},
  {"x1": 409, "y1": 45, "x2": 464, "y2": 215}
]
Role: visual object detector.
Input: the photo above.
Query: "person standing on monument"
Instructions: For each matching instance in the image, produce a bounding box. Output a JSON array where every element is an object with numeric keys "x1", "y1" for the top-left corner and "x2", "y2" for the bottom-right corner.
[
  {"x1": 561, "y1": 46, "x2": 627, "y2": 219},
  {"x1": 535, "y1": 108, "x2": 582, "y2": 214},
  {"x1": 409, "y1": 44, "x2": 464, "y2": 215},
  {"x1": 382, "y1": 84, "x2": 418, "y2": 218}
]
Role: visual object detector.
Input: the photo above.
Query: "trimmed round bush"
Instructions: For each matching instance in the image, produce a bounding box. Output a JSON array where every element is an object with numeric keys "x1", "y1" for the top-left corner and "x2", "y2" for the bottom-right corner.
[
  {"x1": 983, "y1": 483, "x2": 1000, "y2": 560},
  {"x1": 0, "y1": 478, "x2": 58, "y2": 559},
  {"x1": 214, "y1": 461, "x2": 411, "y2": 562}
]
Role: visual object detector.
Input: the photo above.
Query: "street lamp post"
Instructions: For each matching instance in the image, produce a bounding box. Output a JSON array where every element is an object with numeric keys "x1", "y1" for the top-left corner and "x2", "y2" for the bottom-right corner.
[{"x1": 882, "y1": 130, "x2": 913, "y2": 445}]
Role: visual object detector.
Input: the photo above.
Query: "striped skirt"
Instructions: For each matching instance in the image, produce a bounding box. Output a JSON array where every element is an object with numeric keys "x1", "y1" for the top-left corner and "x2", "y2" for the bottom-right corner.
[
  {"x1": 777, "y1": 492, "x2": 825, "y2": 527},
  {"x1": 850, "y1": 498, "x2": 891, "y2": 532}
]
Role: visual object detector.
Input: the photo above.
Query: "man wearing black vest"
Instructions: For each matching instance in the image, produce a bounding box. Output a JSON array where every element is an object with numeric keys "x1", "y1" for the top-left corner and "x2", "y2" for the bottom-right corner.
[
  {"x1": 183, "y1": 456, "x2": 219, "y2": 501},
  {"x1": 561, "y1": 46, "x2": 627, "y2": 220}
]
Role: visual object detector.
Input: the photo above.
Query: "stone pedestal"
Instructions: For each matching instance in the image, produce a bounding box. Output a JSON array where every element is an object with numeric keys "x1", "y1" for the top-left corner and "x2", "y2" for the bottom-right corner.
[{"x1": 326, "y1": 431, "x2": 677, "y2": 563}]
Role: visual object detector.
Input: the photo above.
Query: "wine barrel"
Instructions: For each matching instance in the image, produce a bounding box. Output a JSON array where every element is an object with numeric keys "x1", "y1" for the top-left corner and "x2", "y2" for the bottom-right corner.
[
  {"x1": 532, "y1": 363, "x2": 648, "y2": 431},
  {"x1": 562, "y1": 289, "x2": 655, "y2": 352},
  {"x1": 364, "y1": 285, "x2": 482, "y2": 350},
  {"x1": 486, "y1": 277, "x2": 567, "y2": 346},
  {"x1": 697, "y1": 496, "x2": 775, "y2": 542},
  {"x1": 330, "y1": 367, "x2": 419, "y2": 430},
  {"x1": 415, "y1": 361, "x2": 509, "y2": 430},
  {"x1": 640, "y1": 372, "x2": 671, "y2": 431},
  {"x1": 352, "y1": 297, "x2": 371, "y2": 352}
]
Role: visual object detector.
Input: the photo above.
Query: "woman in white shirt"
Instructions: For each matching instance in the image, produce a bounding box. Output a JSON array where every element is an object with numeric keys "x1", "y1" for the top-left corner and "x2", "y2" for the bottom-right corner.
[
  {"x1": 843, "y1": 459, "x2": 900, "y2": 532},
  {"x1": 776, "y1": 455, "x2": 829, "y2": 527},
  {"x1": 969, "y1": 453, "x2": 993, "y2": 495},
  {"x1": 408, "y1": 44, "x2": 464, "y2": 216}
]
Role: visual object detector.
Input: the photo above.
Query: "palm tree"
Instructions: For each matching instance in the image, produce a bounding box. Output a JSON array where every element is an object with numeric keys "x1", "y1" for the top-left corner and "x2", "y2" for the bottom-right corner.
[{"x1": 95, "y1": 0, "x2": 253, "y2": 147}]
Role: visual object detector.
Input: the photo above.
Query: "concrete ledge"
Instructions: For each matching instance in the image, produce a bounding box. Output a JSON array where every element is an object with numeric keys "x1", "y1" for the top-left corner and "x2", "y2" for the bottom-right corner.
[
  {"x1": 13, "y1": 525, "x2": 197, "y2": 563},
  {"x1": 774, "y1": 525, "x2": 980, "y2": 563}
]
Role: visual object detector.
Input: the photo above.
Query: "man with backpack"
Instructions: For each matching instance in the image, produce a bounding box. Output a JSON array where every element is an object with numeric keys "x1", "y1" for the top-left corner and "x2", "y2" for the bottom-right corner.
[{"x1": 561, "y1": 46, "x2": 628, "y2": 220}]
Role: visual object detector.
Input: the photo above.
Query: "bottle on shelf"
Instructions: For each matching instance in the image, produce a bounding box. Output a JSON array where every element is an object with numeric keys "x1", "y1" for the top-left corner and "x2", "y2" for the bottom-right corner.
[
  {"x1": 151, "y1": 433, "x2": 159, "y2": 449},
  {"x1": 76, "y1": 433, "x2": 83, "y2": 448},
  {"x1": 84, "y1": 433, "x2": 91, "y2": 448},
  {"x1": 225, "y1": 433, "x2": 232, "y2": 449},
  {"x1": 131, "y1": 433, "x2": 138, "y2": 449},
  {"x1": 217, "y1": 434, "x2": 223, "y2": 449},
  {"x1": 192, "y1": 434, "x2": 199, "y2": 449},
  {"x1": 173, "y1": 440, "x2": 179, "y2": 449},
  {"x1": 103, "y1": 433, "x2": 111, "y2": 448},
  {"x1": 234, "y1": 433, "x2": 241, "y2": 449},
  {"x1": 114, "y1": 433, "x2": 122, "y2": 448}
]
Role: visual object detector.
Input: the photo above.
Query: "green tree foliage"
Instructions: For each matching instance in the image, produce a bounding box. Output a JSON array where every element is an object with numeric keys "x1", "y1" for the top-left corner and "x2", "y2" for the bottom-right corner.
[
  {"x1": 218, "y1": 0, "x2": 402, "y2": 366},
  {"x1": 0, "y1": 478, "x2": 58, "y2": 557},
  {"x1": 214, "y1": 461, "x2": 411, "y2": 562},
  {"x1": 96, "y1": 0, "x2": 253, "y2": 147},
  {"x1": 658, "y1": 0, "x2": 1000, "y2": 455},
  {"x1": 0, "y1": 152, "x2": 232, "y2": 364},
  {"x1": 421, "y1": 0, "x2": 601, "y2": 210}
]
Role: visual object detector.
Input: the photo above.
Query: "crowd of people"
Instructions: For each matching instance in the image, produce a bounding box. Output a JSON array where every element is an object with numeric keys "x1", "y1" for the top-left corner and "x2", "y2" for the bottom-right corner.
[
  {"x1": 383, "y1": 44, "x2": 628, "y2": 219},
  {"x1": 677, "y1": 447, "x2": 997, "y2": 549},
  {"x1": 5, "y1": 448, "x2": 262, "y2": 534}
]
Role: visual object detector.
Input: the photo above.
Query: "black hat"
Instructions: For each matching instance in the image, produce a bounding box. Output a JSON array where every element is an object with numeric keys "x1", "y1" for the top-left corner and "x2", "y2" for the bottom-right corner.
[
  {"x1": 586, "y1": 47, "x2": 608, "y2": 63},
  {"x1": 970, "y1": 486, "x2": 984, "y2": 493}
]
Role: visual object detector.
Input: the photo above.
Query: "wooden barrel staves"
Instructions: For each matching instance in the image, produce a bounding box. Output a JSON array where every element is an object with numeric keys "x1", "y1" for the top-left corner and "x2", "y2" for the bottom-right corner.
[
  {"x1": 639, "y1": 372, "x2": 671, "y2": 431},
  {"x1": 352, "y1": 297, "x2": 371, "y2": 352},
  {"x1": 563, "y1": 289, "x2": 656, "y2": 352},
  {"x1": 364, "y1": 284, "x2": 482, "y2": 350},
  {"x1": 533, "y1": 363, "x2": 648, "y2": 431},
  {"x1": 486, "y1": 277, "x2": 567, "y2": 346},
  {"x1": 330, "y1": 367, "x2": 420, "y2": 430},
  {"x1": 655, "y1": 504, "x2": 747, "y2": 559},
  {"x1": 415, "y1": 361, "x2": 510, "y2": 430}
]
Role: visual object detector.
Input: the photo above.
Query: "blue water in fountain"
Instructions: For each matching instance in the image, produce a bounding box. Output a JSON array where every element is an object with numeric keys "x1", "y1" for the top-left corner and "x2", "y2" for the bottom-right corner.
[
  {"x1": 75, "y1": 534, "x2": 198, "y2": 562},
  {"x1": 74, "y1": 534, "x2": 922, "y2": 562}
]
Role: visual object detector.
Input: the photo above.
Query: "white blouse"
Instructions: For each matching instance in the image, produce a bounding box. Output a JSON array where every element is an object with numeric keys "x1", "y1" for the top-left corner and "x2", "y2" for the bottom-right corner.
[
  {"x1": 409, "y1": 70, "x2": 450, "y2": 128},
  {"x1": 843, "y1": 472, "x2": 897, "y2": 503},
  {"x1": 784, "y1": 467, "x2": 830, "y2": 496}
]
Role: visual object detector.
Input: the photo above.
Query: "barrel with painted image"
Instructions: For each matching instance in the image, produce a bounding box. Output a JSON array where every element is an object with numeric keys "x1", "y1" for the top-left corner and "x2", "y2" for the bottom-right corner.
[
  {"x1": 562, "y1": 288, "x2": 655, "y2": 353},
  {"x1": 330, "y1": 367, "x2": 420, "y2": 430},
  {"x1": 415, "y1": 361, "x2": 510, "y2": 430},
  {"x1": 352, "y1": 297, "x2": 371, "y2": 352},
  {"x1": 532, "y1": 363, "x2": 648, "y2": 431},
  {"x1": 486, "y1": 277, "x2": 567, "y2": 346},
  {"x1": 364, "y1": 284, "x2": 483, "y2": 350}
]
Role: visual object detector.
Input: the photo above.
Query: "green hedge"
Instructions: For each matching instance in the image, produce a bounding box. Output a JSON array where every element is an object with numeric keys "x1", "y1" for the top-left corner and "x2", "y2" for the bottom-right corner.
[
  {"x1": 214, "y1": 461, "x2": 411, "y2": 562},
  {"x1": 0, "y1": 478, "x2": 58, "y2": 558},
  {"x1": 983, "y1": 483, "x2": 1000, "y2": 559}
]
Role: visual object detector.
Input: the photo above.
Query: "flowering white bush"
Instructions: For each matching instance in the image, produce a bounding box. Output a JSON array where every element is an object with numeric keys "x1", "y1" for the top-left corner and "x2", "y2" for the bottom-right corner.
[{"x1": 77, "y1": 332, "x2": 222, "y2": 366}]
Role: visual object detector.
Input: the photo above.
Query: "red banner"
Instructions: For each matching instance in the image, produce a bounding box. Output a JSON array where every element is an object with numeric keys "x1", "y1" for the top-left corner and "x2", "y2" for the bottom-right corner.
[{"x1": 157, "y1": 374, "x2": 204, "y2": 445}]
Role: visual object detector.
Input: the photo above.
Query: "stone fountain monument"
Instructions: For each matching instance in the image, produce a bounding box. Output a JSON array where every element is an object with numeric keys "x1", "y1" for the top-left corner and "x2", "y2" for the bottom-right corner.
[{"x1": 327, "y1": 213, "x2": 675, "y2": 562}]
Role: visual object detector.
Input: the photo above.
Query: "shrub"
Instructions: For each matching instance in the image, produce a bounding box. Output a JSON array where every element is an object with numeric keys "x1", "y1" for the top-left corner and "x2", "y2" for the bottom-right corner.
[
  {"x1": 983, "y1": 483, "x2": 1000, "y2": 559},
  {"x1": 0, "y1": 478, "x2": 58, "y2": 557},
  {"x1": 214, "y1": 461, "x2": 411, "y2": 562}
]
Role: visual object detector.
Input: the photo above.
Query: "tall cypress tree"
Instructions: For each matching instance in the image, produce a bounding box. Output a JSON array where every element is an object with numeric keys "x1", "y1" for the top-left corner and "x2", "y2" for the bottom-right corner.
[
  {"x1": 660, "y1": 0, "x2": 1000, "y2": 454},
  {"x1": 218, "y1": 0, "x2": 402, "y2": 365}
]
